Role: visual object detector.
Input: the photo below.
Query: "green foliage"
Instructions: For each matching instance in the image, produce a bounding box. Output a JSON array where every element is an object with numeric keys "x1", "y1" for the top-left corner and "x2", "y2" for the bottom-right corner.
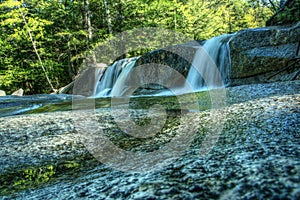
[
  {"x1": 0, "y1": 0, "x2": 278, "y2": 94},
  {"x1": 267, "y1": 0, "x2": 300, "y2": 25},
  {"x1": 180, "y1": 0, "x2": 274, "y2": 40}
]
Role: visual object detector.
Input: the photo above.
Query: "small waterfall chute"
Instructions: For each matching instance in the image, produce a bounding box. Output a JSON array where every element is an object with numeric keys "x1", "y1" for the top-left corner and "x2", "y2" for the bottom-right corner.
[
  {"x1": 186, "y1": 34, "x2": 233, "y2": 91},
  {"x1": 94, "y1": 57, "x2": 139, "y2": 97},
  {"x1": 91, "y1": 34, "x2": 233, "y2": 97}
]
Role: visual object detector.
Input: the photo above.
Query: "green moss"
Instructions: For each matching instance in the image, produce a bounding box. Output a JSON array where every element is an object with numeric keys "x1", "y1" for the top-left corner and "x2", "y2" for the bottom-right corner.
[
  {"x1": 25, "y1": 90, "x2": 211, "y2": 115},
  {"x1": 128, "y1": 90, "x2": 211, "y2": 111},
  {"x1": 102, "y1": 113, "x2": 182, "y2": 152},
  {"x1": 0, "y1": 155, "x2": 96, "y2": 197},
  {"x1": 12, "y1": 165, "x2": 55, "y2": 188},
  {"x1": 0, "y1": 164, "x2": 56, "y2": 195}
]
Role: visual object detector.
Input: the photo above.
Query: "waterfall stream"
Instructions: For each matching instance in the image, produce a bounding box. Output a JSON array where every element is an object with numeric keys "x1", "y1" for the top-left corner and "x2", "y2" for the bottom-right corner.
[
  {"x1": 94, "y1": 57, "x2": 138, "y2": 97},
  {"x1": 186, "y1": 34, "x2": 233, "y2": 91},
  {"x1": 92, "y1": 34, "x2": 233, "y2": 97}
]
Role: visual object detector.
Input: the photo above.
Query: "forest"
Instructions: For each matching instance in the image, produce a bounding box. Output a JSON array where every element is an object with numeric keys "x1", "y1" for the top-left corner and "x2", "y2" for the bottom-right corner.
[{"x1": 0, "y1": 0, "x2": 296, "y2": 94}]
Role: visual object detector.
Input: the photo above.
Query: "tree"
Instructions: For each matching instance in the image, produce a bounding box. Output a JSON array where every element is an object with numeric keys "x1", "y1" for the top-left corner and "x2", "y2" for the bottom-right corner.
[
  {"x1": 266, "y1": 0, "x2": 300, "y2": 25},
  {"x1": 0, "y1": 0, "x2": 56, "y2": 94},
  {"x1": 0, "y1": 0, "x2": 279, "y2": 94},
  {"x1": 103, "y1": 0, "x2": 113, "y2": 35}
]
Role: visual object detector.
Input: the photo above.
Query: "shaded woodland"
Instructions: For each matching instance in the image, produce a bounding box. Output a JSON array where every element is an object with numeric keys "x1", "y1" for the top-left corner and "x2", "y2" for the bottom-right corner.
[{"x1": 0, "y1": 0, "x2": 298, "y2": 94}]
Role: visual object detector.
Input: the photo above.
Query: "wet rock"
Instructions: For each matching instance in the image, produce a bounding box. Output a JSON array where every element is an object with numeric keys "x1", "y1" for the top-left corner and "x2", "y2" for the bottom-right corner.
[
  {"x1": 59, "y1": 63, "x2": 108, "y2": 95},
  {"x1": 72, "y1": 67, "x2": 106, "y2": 97},
  {"x1": 136, "y1": 42, "x2": 201, "y2": 78},
  {"x1": 0, "y1": 94, "x2": 73, "y2": 117},
  {"x1": 0, "y1": 80, "x2": 299, "y2": 199}
]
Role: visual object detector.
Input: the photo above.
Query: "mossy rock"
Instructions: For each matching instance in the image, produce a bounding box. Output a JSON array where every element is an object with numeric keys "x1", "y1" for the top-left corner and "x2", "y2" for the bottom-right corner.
[{"x1": 0, "y1": 154, "x2": 97, "y2": 196}]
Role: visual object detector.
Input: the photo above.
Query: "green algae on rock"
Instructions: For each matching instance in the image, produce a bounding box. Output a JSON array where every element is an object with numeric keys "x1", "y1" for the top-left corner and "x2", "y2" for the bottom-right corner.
[{"x1": 0, "y1": 80, "x2": 299, "y2": 198}]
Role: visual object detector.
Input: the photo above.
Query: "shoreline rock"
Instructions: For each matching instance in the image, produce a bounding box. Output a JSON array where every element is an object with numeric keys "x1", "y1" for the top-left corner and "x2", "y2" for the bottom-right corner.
[
  {"x1": 0, "y1": 80, "x2": 299, "y2": 199},
  {"x1": 0, "y1": 90, "x2": 6, "y2": 96},
  {"x1": 59, "y1": 23, "x2": 300, "y2": 96},
  {"x1": 12, "y1": 88, "x2": 24, "y2": 96}
]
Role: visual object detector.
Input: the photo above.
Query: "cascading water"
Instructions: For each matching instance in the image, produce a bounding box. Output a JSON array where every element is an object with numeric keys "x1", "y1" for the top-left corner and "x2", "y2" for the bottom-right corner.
[
  {"x1": 186, "y1": 34, "x2": 233, "y2": 91},
  {"x1": 92, "y1": 34, "x2": 233, "y2": 97},
  {"x1": 94, "y1": 57, "x2": 138, "y2": 97}
]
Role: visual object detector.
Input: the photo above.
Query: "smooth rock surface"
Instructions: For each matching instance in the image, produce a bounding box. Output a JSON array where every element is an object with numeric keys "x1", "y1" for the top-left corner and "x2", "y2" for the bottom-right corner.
[
  {"x1": 0, "y1": 80, "x2": 299, "y2": 199},
  {"x1": 229, "y1": 22, "x2": 300, "y2": 85},
  {"x1": 136, "y1": 42, "x2": 201, "y2": 78},
  {"x1": 12, "y1": 88, "x2": 24, "y2": 96},
  {"x1": 59, "y1": 24, "x2": 300, "y2": 97},
  {"x1": 0, "y1": 94, "x2": 73, "y2": 117}
]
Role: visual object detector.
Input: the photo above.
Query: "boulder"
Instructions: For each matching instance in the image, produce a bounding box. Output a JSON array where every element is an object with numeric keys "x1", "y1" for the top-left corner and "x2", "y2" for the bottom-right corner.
[
  {"x1": 58, "y1": 82, "x2": 75, "y2": 94},
  {"x1": 0, "y1": 90, "x2": 6, "y2": 96},
  {"x1": 73, "y1": 67, "x2": 106, "y2": 97},
  {"x1": 136, "y1": 41, "x2": 201, "y2": 77},
  {"x1": 12, "y1": 88, "x2": 24, "y2": 96},
  {"x1": 134, "y1": 42, "x2": 201, "y2": 91},
  {"x1": 60, "y1": 63, "x2": 108, "y2": 95},
  {"x1": 229, "y1": 22, "x2": 300, "y2": 85}
]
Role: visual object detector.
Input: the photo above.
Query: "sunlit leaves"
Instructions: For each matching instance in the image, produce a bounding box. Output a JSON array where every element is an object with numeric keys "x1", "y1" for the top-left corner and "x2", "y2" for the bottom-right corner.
[
  {"x1": 0, "y1": 0, "x2": 22, "y2": 9},
  {"x1": 0, "y1": 0, "x2": 279, "y2": 94}
]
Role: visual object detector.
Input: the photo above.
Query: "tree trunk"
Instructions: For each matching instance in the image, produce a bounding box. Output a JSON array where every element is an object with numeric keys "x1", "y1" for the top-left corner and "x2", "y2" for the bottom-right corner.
[
  {"x1": 20, "y1": 11, "x2": 56, "y2": 93},
  {"x1": 67, "y1": 38, "x2": 74, "y2": 80},
  {"x1": 103, "y1": 0, "x2": 113, "y2": 35},
  {"x1": 174, "y1": 0, "x2": 177, "y2": 31},
  {"x1": 83, "y1": 0, "x2": 96, "y2": 65},
  {"x1": 84, "y1": 0, "x2": 92, "y2": 42},
  {"x1": 228, "y1": 0, "x2": 232, "y2": 33}
]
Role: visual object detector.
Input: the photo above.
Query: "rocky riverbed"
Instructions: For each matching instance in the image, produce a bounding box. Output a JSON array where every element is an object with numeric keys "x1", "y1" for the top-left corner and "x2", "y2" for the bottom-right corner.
[{"x1": 0, "y1": 80, "x2": 299, "y2": 199}]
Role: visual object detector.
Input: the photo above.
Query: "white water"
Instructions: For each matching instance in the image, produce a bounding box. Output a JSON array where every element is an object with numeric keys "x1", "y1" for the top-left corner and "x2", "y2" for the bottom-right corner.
[
  {"x1": 94, "y1": 57, "x2": 138, "y2": 97},
  {"x1": 92, "y1": 34, "x2": 233, "y2": 97},
  {"x1": 186, "y1": 34, "x2": 232, "y2": 91}
]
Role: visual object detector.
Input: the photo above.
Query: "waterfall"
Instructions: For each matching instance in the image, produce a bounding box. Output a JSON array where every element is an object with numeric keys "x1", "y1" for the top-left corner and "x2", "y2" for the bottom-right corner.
[
  {"x1": 94, "y1": 57, "x2": 138, "y2": 97},
  {"x1": 186, "y1": 34, "x2": 233, "y2": 91},
  {"x1": 92, "y1": 34, "x2": 232, "y2": 97}
]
